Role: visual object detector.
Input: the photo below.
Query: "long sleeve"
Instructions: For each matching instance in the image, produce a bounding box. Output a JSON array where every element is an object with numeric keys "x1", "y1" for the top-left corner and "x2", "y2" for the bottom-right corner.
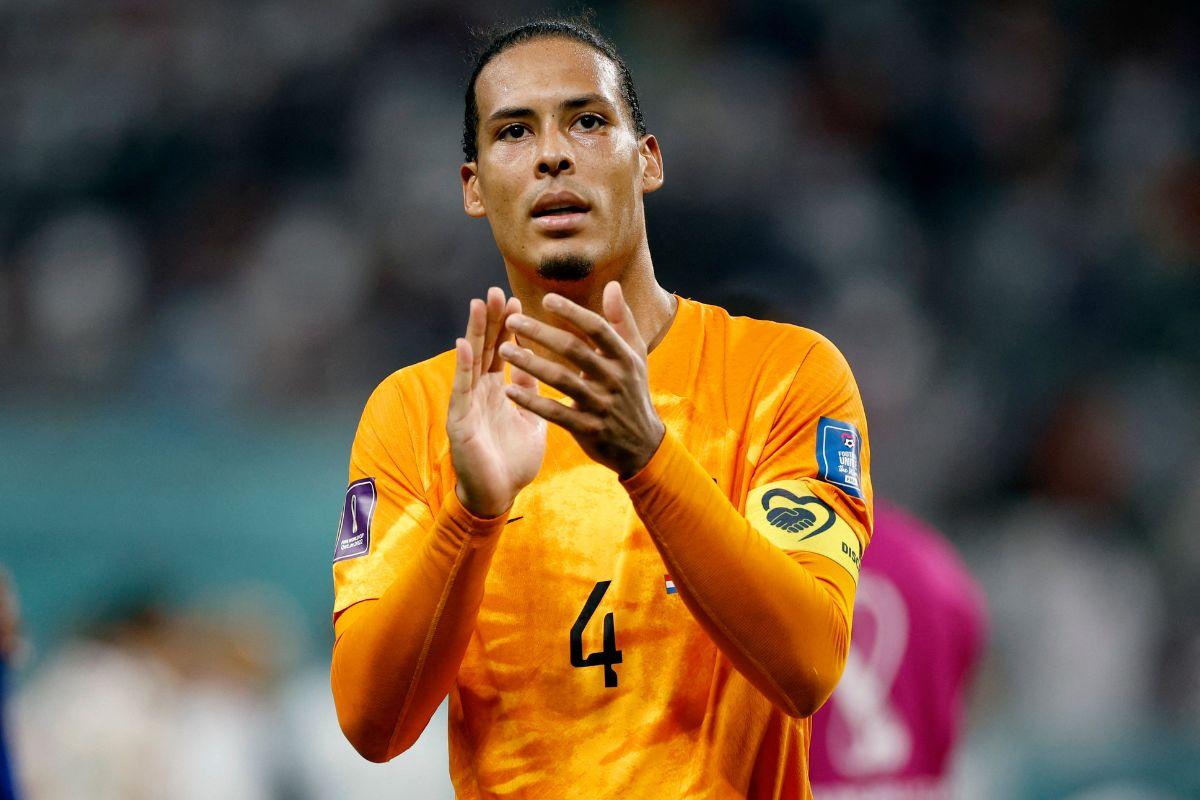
[
  {"x1": 331, "y1": 488, "x2": 507, "y2": 762},
  {"x1": 622, "y1": 431, "x2": 857, "y2": 718}
]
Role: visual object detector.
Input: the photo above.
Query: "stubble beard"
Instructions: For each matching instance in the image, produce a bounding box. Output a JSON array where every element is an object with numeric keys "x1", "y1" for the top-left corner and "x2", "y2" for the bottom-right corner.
[{"x1": 537, "y1": 253, "x2": 594, "y2": 282}]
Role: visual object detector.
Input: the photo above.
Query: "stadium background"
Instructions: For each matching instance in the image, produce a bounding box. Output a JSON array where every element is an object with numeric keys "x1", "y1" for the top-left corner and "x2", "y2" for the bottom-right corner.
[{"x1": 0, "y1": 0, "x2": 1197, "y2": 797}]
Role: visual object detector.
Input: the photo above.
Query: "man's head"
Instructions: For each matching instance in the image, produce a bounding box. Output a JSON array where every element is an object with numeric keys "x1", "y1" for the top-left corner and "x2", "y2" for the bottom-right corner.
[{"x1": 459, "y1": 18, "x2": 663, "y2": 285}]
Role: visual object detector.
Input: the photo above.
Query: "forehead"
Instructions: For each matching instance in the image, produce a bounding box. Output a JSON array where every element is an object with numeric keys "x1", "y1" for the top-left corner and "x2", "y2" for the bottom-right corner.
[{"x1": 475, "y1": 37, "x2": 624, "y2": 117}]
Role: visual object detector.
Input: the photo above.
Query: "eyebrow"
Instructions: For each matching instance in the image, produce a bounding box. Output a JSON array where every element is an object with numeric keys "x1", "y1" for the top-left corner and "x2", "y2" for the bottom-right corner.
[
  {"x1": 486, "y1": 94, "x2": 614, "y2": 125},
  {"x1": 562, "y1": 93, "x2": 611, "y2": 111}
]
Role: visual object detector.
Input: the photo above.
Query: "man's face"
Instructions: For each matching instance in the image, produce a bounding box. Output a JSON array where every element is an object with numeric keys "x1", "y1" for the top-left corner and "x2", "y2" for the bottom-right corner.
[{"x1": 461, "y1": 37, "x2": 663, "y2": 282}]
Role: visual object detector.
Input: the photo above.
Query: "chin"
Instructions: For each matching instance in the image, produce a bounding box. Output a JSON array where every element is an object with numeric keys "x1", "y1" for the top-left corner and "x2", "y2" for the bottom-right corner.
[{"x1": 536, "y1": 252, "x2": 595, "y2": 283}]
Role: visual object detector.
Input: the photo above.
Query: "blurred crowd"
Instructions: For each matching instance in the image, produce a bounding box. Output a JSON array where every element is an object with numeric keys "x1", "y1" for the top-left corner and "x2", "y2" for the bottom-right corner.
[
  {"x1": 1, "y1": 0, "x2": 1197, "y2": 797},
  {"x1": 6, "y1": 586, "x2": 456, "y2": 799}
]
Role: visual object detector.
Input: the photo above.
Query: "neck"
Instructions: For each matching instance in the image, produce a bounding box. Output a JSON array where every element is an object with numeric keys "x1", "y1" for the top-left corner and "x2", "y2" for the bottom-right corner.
[{"x1": 505, "y1": 240, "x2": 677, "y2": 364}]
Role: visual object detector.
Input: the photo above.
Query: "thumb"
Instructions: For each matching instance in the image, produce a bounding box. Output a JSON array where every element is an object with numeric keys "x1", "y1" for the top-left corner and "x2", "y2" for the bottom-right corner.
[{"x1": 603, "y1": 281, "x2": 643, "y2": 350}]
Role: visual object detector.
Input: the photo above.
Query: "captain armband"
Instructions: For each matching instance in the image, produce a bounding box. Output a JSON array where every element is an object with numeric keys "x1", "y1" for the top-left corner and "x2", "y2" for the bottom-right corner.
[{"x1": 746, "y1": 479, "x2": 863, "y2": 583}]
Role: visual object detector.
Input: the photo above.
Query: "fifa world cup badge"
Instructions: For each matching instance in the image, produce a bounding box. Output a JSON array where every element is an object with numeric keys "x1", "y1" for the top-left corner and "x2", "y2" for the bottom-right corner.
[{"x1": 334, "y1": 478, "x2": 376, "y2": 562}]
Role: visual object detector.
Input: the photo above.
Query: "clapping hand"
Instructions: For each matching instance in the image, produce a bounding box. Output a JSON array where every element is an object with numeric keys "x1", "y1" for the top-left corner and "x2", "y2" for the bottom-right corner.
[
  {"x1": 498, "y1": 281, "x2": 665, "y2": 480},
  {"x1": 447, "y1": 287, "x2": 547, "y2": 517}
]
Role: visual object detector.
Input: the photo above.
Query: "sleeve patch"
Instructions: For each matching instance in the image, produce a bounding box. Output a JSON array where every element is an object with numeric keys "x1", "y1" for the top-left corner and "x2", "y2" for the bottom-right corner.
[
  {"x1": 334, "y1": 478, "x2": 376, "y2": 563},
  {"x1": 816, "y1": 416, "x2": 864, "y2": 499},
  {"x1": 746, "y1": 479, "x2": 862, "y2": 583}
]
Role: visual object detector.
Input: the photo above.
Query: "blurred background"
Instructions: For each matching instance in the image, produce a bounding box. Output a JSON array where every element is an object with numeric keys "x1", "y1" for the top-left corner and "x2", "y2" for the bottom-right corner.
[{"x1": 0, "y1": 0, "x2": 1197, "y2": 797}]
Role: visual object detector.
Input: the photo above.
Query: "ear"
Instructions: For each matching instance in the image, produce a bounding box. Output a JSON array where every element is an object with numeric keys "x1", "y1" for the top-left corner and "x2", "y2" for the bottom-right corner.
[
  {"x1": 638, "y1": 134, "x2": 664, "y2": 195},
  {"x1": 461, "y1": 162, "x2": 486, "y2": 218}
]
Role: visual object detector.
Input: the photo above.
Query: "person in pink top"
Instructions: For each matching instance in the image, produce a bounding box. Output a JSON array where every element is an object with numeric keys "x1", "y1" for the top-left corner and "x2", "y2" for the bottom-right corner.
[{"x1": 808, "y1": 500, "x2": 987, "y2": 799}]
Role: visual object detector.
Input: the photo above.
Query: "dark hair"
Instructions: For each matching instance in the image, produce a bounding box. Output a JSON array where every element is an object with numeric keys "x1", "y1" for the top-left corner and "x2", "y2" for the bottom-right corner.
[{"x1": 461, "y1": 15, "x2": 646, "y2": 162}]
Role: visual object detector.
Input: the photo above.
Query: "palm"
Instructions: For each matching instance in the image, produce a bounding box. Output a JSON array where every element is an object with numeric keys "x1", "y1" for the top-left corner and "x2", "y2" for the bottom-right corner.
[
  {"x1": 452, "y1": 367, "x2": 545, "y2": 503},
  {"x1": 447, "y1": 289, "x2": 546, "y2": 517}
]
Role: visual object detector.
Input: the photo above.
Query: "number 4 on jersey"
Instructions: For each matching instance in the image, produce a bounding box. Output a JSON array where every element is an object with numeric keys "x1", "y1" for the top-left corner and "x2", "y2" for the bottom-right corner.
[{"x1": 570, "y1": 580, "x2": 622, "y2": 688}]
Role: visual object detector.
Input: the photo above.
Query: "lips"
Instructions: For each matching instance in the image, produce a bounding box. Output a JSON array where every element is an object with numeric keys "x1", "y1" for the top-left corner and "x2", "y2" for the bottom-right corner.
[
  {"x1": 532, "y1": 205, "x2": 588, "y2": 217},
  {"x1": 531, "y1": 191, "x2": 591, "y2": 218}
]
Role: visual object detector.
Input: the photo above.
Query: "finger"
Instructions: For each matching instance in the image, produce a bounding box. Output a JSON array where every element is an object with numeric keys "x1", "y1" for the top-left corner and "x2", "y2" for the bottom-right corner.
[
  {"x1": 504, "y1": 383, "x2": 598, "y2": 437},
  {"x1": 509, "y1": 362, "x2": 537, "y2": 391},
  {"x1": 448, "y1": 337, "x2": 474, "y2": 425},
  {"x1": 602, "y1": 281, "x2": 645, "y2": 352},
  {"x1": 499, "y1": 343, "x2": 596, "y2": 407},
  {"x1": 466, "y1": 298, "x2": 487, "y2": 386},
  {"x1": 480, "y1": 286, "x2": 506, "y2": 374},
  {"x1": 506, "y1": 313, "x2": 614, "y2": 380},
  {"x1": 542, "y1": 292, "x2": 633, "y2": 361},
  {"x1": 490, "y1": 295, "x2": 523, "y2": 374}
]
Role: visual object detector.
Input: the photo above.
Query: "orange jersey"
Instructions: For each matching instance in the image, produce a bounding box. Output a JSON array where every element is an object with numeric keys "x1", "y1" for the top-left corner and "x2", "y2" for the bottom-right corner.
[{"x1": 332, "y1": 295, "x2": 873, "y2": 798}]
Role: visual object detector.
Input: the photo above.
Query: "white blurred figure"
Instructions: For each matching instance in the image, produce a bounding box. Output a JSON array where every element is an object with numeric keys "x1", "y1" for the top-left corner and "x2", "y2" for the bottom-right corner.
[
  {"x1": 230, "y1": 199, "x2": 373, "y2": 397},
  {"x1": 982, "y1": 501, "x2": 1165, "y2": 741},
  {"x1": 15, "y1": 637, "x2": 175, "y2": 800},
  {"x1": 164, "y1": 676, "x2": 276, "y2": 800},
  {"x1": 20, "y1": 208, "x2": 146, "y2": 384},
  {"x1": 972, "y1": 380, "x2": 1168, "y2": 747},
  {"x1": 278, "y1": 666, "x2": 452, "y2": 800},
  {"x1": 13, "y1": 596, "x2": 285, "y2": 800}
]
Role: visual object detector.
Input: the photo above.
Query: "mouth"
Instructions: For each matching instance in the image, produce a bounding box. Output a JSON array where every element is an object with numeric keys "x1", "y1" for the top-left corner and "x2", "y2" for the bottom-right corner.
[
  {"x1": 531, "y1": 204, "x2": 589, "y2": 218},
  {"x1": 530, "y1": 192, "x2": 591, "y2": 234}
]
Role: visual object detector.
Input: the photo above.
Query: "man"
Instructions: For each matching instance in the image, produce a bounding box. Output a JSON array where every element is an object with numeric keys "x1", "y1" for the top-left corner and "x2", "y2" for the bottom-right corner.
[
  {"x1": 809, "y1": 501, "x2": 987, "y2": 799},
  {"x1": 331, "y1": 18, "x2": 873, "y2": 799}
]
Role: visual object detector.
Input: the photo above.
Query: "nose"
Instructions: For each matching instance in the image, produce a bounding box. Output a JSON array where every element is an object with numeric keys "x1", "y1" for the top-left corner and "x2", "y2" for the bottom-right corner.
[{"x1": 536, "y1": 129, "x2": 574, "y2": 177}]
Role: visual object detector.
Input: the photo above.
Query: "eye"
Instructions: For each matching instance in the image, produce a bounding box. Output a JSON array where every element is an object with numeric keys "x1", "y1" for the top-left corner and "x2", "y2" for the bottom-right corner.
[
  {"x1": 497, "y1": 123, "x2": 529, "y2": 142},
  {"x1": 574, "y1": 113, "x2": 606, "y2": 131}
]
